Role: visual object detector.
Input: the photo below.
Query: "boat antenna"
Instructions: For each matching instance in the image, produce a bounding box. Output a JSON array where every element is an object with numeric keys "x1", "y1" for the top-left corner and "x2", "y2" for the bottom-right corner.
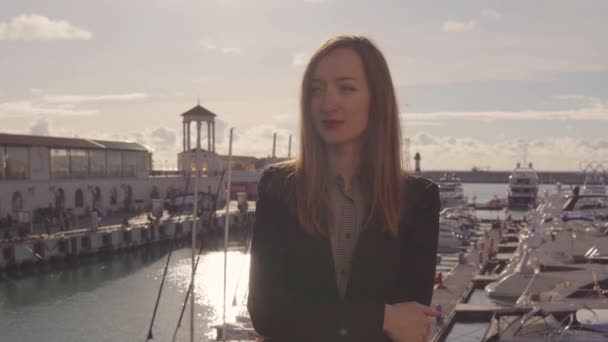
[
  {"x1": 222, "y1": 127, "x2": 235, "y2": 341},
  {"x1": 145, "y1": 173, "x2": 193, "y2": 341},
  {"x1": 172, "y1": 129, "x2": 236, "y2": 342},
  {"x1": 171, "y1": 169, "x2": 226, "y2": 342}
]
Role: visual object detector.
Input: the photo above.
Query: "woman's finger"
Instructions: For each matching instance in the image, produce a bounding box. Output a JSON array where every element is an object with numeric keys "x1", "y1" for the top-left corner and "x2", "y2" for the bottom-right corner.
[
  {"x1": 419, "y1": 304, "x2": 440, "y2": 317},
  {"x1": 423, "y1": 320, "x2": 431, "y2": 340}
]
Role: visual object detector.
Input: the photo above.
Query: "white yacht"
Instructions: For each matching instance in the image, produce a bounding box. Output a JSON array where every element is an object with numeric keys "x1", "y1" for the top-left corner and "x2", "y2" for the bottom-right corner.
[
  {"x1": 507, "y1": 162, "x2": 539, "y2": 209},
  {"x1": 437, "y1": 173, "x2": 467, "y2": 209},
  {"x1": 482, "y1": 306, "x2": 608, "y2": 341},
  {"x1": 485, "y1": 192, "x2": 608, "y2": 305},
  {"x1": 438, "y1": 219, "x2": 469, "y2": 253},
  {"x1": 438, "y1": 227, "x2": 462, "y2": 253},
  {"x1": 581, "y1": 174, "x2": 607, "y2": 196}
]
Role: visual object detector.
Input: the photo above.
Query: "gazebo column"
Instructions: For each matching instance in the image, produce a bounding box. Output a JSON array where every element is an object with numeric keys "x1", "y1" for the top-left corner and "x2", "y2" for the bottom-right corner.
[
  {"x1": 196, "y1": 121, "x2": 202, "y2": 150},
  {"x1": 187, "y1": 121, "x2": 191, "y2": 151},
  {"x1": 207, "y1": 121, "x2": 211, "y2": 152},
  {"x1": 212, "y1": 122, "x2": 215, "y2": 152},
  {"x1": 183, "y1": 121, "x2": 187, "y2": 152}
]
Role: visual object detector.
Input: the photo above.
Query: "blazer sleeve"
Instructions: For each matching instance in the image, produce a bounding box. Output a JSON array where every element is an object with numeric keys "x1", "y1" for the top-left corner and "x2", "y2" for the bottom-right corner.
[
  {"x1": 247, "y1": 170, "x2": 387, "y2": 341},
  {"x1": 396, "y1": 180, "x2": 440, "y2": 306}
]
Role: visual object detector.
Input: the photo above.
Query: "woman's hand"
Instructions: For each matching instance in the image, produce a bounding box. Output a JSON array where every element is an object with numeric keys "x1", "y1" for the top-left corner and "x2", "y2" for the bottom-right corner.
[{"x1": 383, "y1": 302, "x2": 439, "y2": 342}]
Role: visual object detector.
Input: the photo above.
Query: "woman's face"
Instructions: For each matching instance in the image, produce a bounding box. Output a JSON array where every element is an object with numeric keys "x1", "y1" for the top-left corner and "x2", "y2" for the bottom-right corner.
[{"x1": 309, "y1": 48, "x2": 371, "y2": 147}]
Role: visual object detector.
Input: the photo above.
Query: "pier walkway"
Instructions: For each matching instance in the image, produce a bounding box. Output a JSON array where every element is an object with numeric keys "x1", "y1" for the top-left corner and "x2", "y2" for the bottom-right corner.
[
  {"x1": 430, "y1": 225, "x2": 501, "y2": 341},
  {"x1": 0, "y1": 211, "x2": 180, "y2": 247}
]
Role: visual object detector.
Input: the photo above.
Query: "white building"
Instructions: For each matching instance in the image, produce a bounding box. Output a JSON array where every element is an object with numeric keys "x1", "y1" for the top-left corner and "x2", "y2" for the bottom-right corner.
[
  {"x1": 0, "y1": 105, "x2": 226, "y2": 224},
  {"x1": 0, "y1": 104, "x2": 291, "y2": 225}
]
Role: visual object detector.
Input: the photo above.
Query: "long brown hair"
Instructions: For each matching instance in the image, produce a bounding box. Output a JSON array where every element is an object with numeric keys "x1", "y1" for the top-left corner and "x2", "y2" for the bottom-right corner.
[{"x1": 279, "y1": 35, "x2": 405, "y2": 238}]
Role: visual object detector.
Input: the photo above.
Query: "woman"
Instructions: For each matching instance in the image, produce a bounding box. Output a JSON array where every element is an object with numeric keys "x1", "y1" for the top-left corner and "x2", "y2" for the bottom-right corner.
[{"x1": 248, "y1": 35, "x2": 440, "y2": 342}]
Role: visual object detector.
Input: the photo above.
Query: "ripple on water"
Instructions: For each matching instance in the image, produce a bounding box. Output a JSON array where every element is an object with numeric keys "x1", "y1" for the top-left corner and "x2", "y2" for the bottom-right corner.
[{"x1": 0, "y1": 247, "x2": 251, "y2": 342}]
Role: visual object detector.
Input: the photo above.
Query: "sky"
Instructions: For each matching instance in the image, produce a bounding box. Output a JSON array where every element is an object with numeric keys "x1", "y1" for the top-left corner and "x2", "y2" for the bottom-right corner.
[{"x1": 0, "y1": 0, "x2": 607, "y2": 171}]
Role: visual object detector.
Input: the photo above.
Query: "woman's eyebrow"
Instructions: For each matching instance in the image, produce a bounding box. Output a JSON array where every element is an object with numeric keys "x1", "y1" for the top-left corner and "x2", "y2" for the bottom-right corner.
[
  {"x1": 311, "y1": 76, "x2": 357, "y2": 82},
  {"x1": 336, "y1": 76, "x2": 356, "y2": 81}
]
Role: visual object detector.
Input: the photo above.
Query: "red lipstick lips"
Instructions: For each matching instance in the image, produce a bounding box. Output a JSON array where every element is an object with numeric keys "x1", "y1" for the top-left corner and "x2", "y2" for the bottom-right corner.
[{"x1": 322, "y1": 119, "x2": 344, "y2": 130}]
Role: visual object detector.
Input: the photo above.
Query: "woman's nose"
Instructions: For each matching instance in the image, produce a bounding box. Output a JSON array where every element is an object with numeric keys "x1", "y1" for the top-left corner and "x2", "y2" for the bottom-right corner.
[{"x1": 320, "y1": 88, "x2": 339, "y2": 114}]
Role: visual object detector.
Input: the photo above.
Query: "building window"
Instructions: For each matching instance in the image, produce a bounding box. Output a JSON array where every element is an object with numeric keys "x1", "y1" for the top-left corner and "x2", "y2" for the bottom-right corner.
[
  {"x1": 110, "y1": 187, "x2": 118, "y2": 205},
  {"x1": 122, "y1": 151, "x2": 136, "y2": 177},
  {"x1": 12, "y1": 191, "x2": 23, "y2": 212},
  {"x1": 107, "y1": 151, "x2": 122, "y2": 177},
  {"x1": 70, "y1": 149, "x2": 88, "y2": 178},
  {"x1": 136, "y1": 152, "x2": 148, "y2": 175},
  {"x1": 0, "y1": 146, "x2": 5, "y2": 179},
  {"x1": 50, "y1": 149, "x2": 70, "y2": 179},
  {"x1": 55, "y1": 187, "x2": 66, "y2": 211},
  {"x1": 89, "y1": 150, "x2": 106, "y2": 178},
  {"x1": 92, "y1": 186, "x2": 102, "y2": 210},
  {"x1": 6, "y1": 146, "x2": 28, "y2": 180},
  {"x1": 75, "y1": 189, "x2": 84, "y2": 208}
]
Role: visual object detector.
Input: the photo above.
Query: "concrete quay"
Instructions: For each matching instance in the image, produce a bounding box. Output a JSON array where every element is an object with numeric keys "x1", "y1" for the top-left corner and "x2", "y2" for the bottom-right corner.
[{"x1": 0, "y1": 210, "x2": 253, "y2": 276}]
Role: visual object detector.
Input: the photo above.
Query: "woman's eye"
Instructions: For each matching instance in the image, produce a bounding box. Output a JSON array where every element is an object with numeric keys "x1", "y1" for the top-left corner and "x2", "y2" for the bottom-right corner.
[
  {"x1": 340, "y1": 85, "x2": 356, "y2": 93},
  {"x1": 310, "y1": 87, "x2": 323, "y2": 95}
]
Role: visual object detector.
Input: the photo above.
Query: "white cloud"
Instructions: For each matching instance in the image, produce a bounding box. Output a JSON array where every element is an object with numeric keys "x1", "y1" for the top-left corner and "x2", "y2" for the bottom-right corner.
[
  {"x1": 404, "y1": 120, "x2": 443, "y2": 127},
  {"x1": 29, "y1": 117, "x2": 51, "y2": 136},
  {"x1": 201, "y1": 39, "x2": 241, "y2": 54},
  {"x1": 293, "y1": 52, "x2": 310, "y2": 66},
  {"x1": 150, "y1": 127, "x2": 177, "y2": 150},
  {"x1": 186, "y1": 75, "x2": 216, "y2": 84},
  {"x1": 211, "y1": 122, "x2": 293, "y2": 158},
  {"x1": 201, "y1": 39, "x2": 217, "y2": 50},
  {"x1": 212, "y1": 117, "x2": 229, "y2": 146},
  {"x1": 553, "y1": 94, "x2": 604, "y2": 107},
  {"x1": 481, "y1": 9, "x2": 502, "y2": 20},
  {"x1": 222, "y1": 47, "x2": 241, "y2": 54},
  {"x1": 91, "y1": 129, "x2": 177, "y2": 167},
  {"x1": 415, "y1": 133, "x2": 437, "y2": 145},
  {"x1": 9, "y1": 117, "x2": 82, "y2": 138},
  {"x1": 100, "y1": 121, "x2": 294, "y2": 168},
  {"x1": 0, "y1": 14, "x2": 92, "y2": 41},
  {"x1": 442, "y1": 20, "x2": 477, "y2": 33},
  {"x1": 0, "y1": 100, "x2": 98, "y2": 117},
  {"x1": 42, "y1": 92, "x2": 148, "y2": 103},
  {"x1": 408, "y1": 132, "x2": 608, "y2": 171},
  {"x1": 402, "y1": 98, "x2": 608, "y2": 122}
]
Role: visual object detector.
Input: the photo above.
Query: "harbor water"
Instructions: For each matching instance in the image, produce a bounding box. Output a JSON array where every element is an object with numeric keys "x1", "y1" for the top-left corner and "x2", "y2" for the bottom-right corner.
[
  {"x1": 0, "y1": 247, "x2": 250, "y2": 342},
  {"x1": 0, "y1": 183, "x2": 557, "y2": 341}
]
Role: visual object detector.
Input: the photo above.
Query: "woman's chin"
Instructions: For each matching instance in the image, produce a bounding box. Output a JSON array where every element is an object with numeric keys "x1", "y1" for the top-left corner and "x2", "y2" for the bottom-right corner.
[{"x1": 320, "y1": 135, "x2": 362, "y2": 147}]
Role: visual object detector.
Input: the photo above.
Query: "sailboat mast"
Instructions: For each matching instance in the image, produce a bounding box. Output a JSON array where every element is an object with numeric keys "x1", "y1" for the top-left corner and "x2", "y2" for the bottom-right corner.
[
  {"x1": 191, "y1": 121, "x2": 201, "y2": 342},
  {"x1": 222, "y1": 128, "x2": 234, "y2": 341}
]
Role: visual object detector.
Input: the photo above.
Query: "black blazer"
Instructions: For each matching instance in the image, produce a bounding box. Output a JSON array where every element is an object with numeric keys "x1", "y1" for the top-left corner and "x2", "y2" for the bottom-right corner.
[{"x1": 247, "y1": 165, "x2": 440, "y2": 342}]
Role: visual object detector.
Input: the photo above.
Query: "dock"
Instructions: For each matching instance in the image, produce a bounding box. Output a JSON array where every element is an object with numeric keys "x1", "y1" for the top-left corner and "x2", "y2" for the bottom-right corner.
[
  {"x1": 0, "y1": 209, "x2": 252, "y2": 275},
  {"x1": 472, "y1": 274, "x2": 501, "y2": 287},
  {"x1": 453, "y1": 303, "x2": 528, "y2": 321},
  {"x1": 497, "y1": 242, "x2": 519, "y2": 253},
  {"x1": 431, "y1": 226, "x2": 502, "y2": 342}
]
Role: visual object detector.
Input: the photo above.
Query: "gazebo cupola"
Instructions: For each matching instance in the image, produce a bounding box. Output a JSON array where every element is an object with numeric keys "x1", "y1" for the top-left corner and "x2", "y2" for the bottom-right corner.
[
  {"x1": 181, "y1": 103, "x2": 217, "y2": 153},
  {"x1": 178, "y1": 103, "x2": 222, "y2": 176}
]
